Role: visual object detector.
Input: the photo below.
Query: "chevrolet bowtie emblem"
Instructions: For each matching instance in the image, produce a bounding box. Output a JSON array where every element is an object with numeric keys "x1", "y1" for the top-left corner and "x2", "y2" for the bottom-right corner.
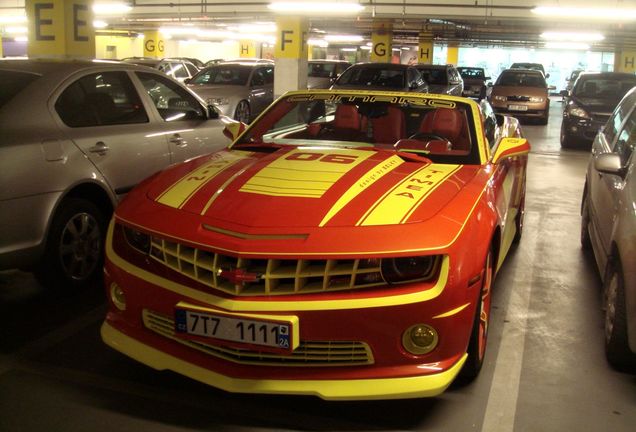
[{"x1": 216, "y1": 267, "x2": 261, "y2": 285}]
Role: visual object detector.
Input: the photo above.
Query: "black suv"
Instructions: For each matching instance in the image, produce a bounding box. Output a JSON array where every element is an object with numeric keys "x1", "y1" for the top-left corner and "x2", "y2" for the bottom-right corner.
[{"x1": 458, "y1": 66, "x2": 490, "y2": 99}]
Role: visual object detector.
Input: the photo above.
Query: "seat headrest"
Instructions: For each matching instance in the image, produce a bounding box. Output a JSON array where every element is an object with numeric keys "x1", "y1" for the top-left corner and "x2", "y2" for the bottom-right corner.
[
  {"x1": 334, "y1": 104, "x2": 361, "y2": 130},
  {"x1": 429, "y1": 108, "x2": 464, "y2": 141}
]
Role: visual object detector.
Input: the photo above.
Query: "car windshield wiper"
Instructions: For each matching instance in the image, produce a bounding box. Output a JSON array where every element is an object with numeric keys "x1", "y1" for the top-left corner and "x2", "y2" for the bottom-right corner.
[{"x1": 232, "y1": 141, "x2": 285, "y2": 153}]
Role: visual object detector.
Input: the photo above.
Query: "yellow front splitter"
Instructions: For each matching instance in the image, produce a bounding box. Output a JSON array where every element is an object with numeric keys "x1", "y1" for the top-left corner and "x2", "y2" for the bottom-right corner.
[{"x1": 101, "y1": 321, "x2": 467, "y2": 401}]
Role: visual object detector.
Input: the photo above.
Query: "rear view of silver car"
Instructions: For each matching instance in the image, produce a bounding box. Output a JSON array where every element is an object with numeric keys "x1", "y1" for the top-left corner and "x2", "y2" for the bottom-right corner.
[
  {"x1": 581, "y1": 86, "x2": 636, "y2": 370},
  {"x1": 0, "y1": 59, "x2": 227, "y2": 290}
]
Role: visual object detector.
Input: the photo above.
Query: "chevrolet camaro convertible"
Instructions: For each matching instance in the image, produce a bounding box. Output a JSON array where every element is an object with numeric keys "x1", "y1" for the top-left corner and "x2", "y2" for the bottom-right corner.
[{"x1": 101, "y1": 90, "x2": 529, "y2": 400}]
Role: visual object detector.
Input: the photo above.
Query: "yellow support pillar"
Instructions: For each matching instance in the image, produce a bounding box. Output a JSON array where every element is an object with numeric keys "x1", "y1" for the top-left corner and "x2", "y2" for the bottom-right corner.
[
  {"x1": 418, "y1": 33, "x2": 433, "y2": 64},
  {"x1": 26, "y1": 0, "x2": 95, "y2": 59},
  {"x1": 239, "y1": 40, "x2": 256, "y2": 58},
  {"x1": 617, "y1": 50, "x2": 636, "y2": 73},
  {"x1": 274, "y1": 16, "x2": 309, "y2": 96},
  {"x1": 446, "y1": 42, "x2": 458, "y2": 65},
  {"x1": 143, "y1": 30, "x2": 165, "y2": 59},
  {"x1": 371, "y1": 21, "x2": 392, "y2": 63}
]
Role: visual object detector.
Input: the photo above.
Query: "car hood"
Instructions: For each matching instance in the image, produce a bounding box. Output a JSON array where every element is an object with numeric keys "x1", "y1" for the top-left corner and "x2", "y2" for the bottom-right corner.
[
  {"x1": 117, "y1": 146, "x2": 488, "y2": 255},
  {"x1": 491, "y1": 85, "x2": 547, "y2": 97},
  {"x1": 571, "y1": 95, "x2": 623, "y2": 113}
]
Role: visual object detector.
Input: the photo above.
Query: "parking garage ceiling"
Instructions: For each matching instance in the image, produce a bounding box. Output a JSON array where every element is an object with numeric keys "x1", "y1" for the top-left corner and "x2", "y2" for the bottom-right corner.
[{"x1": 2, "y1": 0, "x2": 636, "y2": 50}]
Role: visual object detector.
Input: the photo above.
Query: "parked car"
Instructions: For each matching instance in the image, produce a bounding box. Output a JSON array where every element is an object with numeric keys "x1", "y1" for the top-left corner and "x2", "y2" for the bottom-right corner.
[
  {"x1": 121, "y1": 57, "x2": 200, "y2": 82},
  {"x1": 414, "y1": 64, "x2": 464, "y2": 96},
  {"x1": 458, "y1": 66, "x2": 491, "y2": 99},
  {"x1": 565, "y1": 69, "x2": 584, "y2": 93},
  {"x1": 581, "y1": 86, "x2": 636, "y2": 370},
  {"x1": 510, "y1": 62, "x2": 549, "y2": 78},
  {"x1": 331, "y1": 62, "x2": 428, "y2": 93},
  {"x1": 0, "y1": 59, "x2": 228, "y2": 289},
  {"x1": 307, "y1": 59, "x2": 351, "y2": 89},
  {"x1": 101, "y1": 88, "x2": 530, "y2": 400},
  {"x1": 489, "y1": 68, "x2": 552, "y2": 125},
  {"x1": 560, "y1": 72, "x2": 636, "y2": 148},
  {"x1": 186, "y1": 61, "x2": 274, "y2": 123}
]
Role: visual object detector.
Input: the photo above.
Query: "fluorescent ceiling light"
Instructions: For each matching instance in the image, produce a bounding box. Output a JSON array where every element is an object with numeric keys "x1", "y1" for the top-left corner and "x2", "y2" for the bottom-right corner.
[
  {"x1": 268, "y1": 2, "x2": 364, "y2": 14},
  {"x1": 228, "y1": 23, "x2": 276, "y2": 33},
  {"x1": 340, "y1": 47, "x2": 357, "y2": 52},
  {"x1": 545, "y1": 42, "x2": 590, "y2": 50},
  {"x1": 307, "y1": 38, "x2": 329, "y2": 47},
  {"x1": 93, "y1": 20, "x2": 108, "y2": 29},
  {"x1": 532, "y1": 7, "x2": 636, "y2": 20},
  {"x1": 540, "y1": 32, "x2": 604, "y2": 42},
  {"x1": 324, "y1": 34, "x2": 363, "y2": 42},
  {"x1": 14, "y1": 36, "x2": 28, "y2": 42},
  {"x1": 93, "y1": 2, "x2": 132, "y2": 15},
  {"x1": 360, "y1": 45, "x2": 371, "y2": 50},
  {"x1": 0, "y1": 15, "x2": 26, "y2": 24},
  {"x1": 5, "y1": 26, "x2": 27, "y2": 34}
]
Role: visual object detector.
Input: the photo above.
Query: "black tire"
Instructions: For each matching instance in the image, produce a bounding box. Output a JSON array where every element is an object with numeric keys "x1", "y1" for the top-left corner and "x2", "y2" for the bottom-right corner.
[
  {"x1": 539, "y1": 108, "x2": 549, "y2": 125},
  {"x1": 560, "y1": 123, "x2": 575, "y2": 148},
  {"x1": 603, "y1": 259, "x2": 636, "y2": 371},
  {"x1": 460, "y1": 247, "x2": 494, "y2": 380},
  {"x1": 580, "y1": 191, "x2": 592, "y2": 250},
  {"x1": 35, "y1": 198, "x2": 107, "y2": 290},
  {"x1": 234, "y1": 100, "x2": 251, "y2": 124}
]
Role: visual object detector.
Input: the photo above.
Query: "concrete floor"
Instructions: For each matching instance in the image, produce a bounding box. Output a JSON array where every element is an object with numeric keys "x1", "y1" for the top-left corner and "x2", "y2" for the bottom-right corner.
[{"x1": 1, "y1": 99, "x2": 635, "y2": 431}]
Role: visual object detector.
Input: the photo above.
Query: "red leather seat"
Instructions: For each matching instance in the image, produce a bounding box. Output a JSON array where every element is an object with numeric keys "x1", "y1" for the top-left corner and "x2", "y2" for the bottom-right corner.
[
  {"x1": 372, "y1": 106, "x2": 406, "y2": 144},
  {"x1": 420, "y1": 108, "x2": 470, "y2": 151},
  {"x1": 334, "y1": 104, "x2": 361, "y2": 130}
]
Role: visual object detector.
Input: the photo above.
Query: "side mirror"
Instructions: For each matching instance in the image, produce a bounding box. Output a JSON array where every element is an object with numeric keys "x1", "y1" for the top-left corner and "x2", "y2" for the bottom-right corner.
[
  {"x1": 184, "y1": 78, "x2": 191, "y2": 84},
  {"x1": 487, "y1": 82, "x2": 493, "y2": 87},
  {"x1": 222, "y1": 118, "x2": 247, "y2": 141},
  {"x1": 492, "y1": 137, "x2": 530, "y2": 164},
  {"x1": 594, "y1": 153, "x2": 625, "y2": 177},
  {"x1": 207, "y1": 105, "x2": 219, "y2": 119},
  {"x1": 485, "y1": 76, "x2": 491, "y2": 80},
  {"x1": 545, "y1": 73, "x2": 551, "y2": 79},
  {"x1": 548, "y1": 85, "x2": 557, "y2": 91},
  {"x1": 560, "y1": 90, "x2": 569, "y2": 97}
]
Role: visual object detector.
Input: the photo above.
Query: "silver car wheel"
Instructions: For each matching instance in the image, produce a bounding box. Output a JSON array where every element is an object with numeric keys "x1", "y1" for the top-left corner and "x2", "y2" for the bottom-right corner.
[{"x1": 59, "y1": 212, "x2": 102, "y2": 281}]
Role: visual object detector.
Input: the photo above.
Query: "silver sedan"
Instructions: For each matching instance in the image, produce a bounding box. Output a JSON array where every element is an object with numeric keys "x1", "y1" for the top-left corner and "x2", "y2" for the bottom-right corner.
[
  {"x1": 582, "y1": 86, "x2": 636, "y2": 369},
  {"x1": 186, "y1": 62, "x2": 274, "y2": 123},
  {"x1": 0, "y1": 59, "x2": 228, "y2": 290}
]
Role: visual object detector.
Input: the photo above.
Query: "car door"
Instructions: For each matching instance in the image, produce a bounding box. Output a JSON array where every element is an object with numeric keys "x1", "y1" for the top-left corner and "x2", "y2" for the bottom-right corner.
[
  {"x1": 54, "y1": 70, "x2": 171, "y2": 197},
  {"x1": 134, "y1": 71, "x2": 227, "y2": 162},
  {"x1": 249, "y1": 66, "x2": 274, "y2": 116},
  {"x1": 592, "y1": 109, "x2": 636, "y2": 258}
]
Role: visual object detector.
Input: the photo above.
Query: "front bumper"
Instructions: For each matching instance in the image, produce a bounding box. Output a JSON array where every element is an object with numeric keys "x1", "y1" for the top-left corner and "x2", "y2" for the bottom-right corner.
[
  {"x1": 102, "y1": 321, "x2": 467, "y2": 400},
  {"x1": 490, "y1": 100, "x2": 548, "y2": 118},
  {"x1": 561, "y1": 116, "x2": 604, "y2": 142}
]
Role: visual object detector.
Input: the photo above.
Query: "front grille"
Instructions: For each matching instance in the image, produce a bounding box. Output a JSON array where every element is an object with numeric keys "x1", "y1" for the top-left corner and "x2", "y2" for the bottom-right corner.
[
  {"x1": 143, "y1": 309, "x2": 374, "y2": 366},
  {"x1": 506, "y1": 95, "x2": 530, "y2": 102},
  {"x1": 149, "y1": 236, "x2": 388, "y2": 296}
]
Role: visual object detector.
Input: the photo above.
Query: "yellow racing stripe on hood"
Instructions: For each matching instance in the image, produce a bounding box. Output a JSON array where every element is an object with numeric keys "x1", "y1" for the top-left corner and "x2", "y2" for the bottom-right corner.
[
  {"x1": 358, "y1": 164, "x2": 461, "y2": 226},
  {"x1": 156, "y1": 153, "x2": 247, "y2": 209},
  {"x1": 240, "y1": 149, "x2": 374, "y2": 198},
  {"x1": 319, "y1": 155, "x2": 404, "y2": 227}
]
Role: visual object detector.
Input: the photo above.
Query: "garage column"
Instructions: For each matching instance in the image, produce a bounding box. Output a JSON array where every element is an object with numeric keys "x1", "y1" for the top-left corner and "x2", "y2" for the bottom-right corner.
[
  {"x1": 143, "y1": 30, "x2": 165, "y2": 59},
  {"x1": 616, "y1": 50, "x2": 636, "y2": 73},
  {"x1": 274, "y1": 16, "x2": 308, "y2": 97},
  {"x1": 418, "y1": 32, "x2": 433, "y2": 64},
  {"x1": 239, "y1": 40, "x2": 256, "y2": 58},
  {"x1": 446, "y1": 42, "x2": 458, "y2": 65},
  {"x1": 26, "y1": 0, "x2": 94, "y2": 59},
  {"x1": 371, "y1": 21, "x2": 392, "y2": 63}
]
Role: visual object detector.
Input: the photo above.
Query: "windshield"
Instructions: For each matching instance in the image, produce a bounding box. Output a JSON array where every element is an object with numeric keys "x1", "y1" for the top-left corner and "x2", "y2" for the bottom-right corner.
[
  {"x1": 0, "y1": 70, "x2": 40, "y2": 108},
  {"x1": 458, "y1": 68, "x2": 485, "y2": 79},
  {"x1": 190, "y1": 65, "x2": 251, "y2": 85},
  {"x1": 308, "y1": 63, "x2": 337, "y2": 78},
  {"x1": 336, "y1": 67, "x2": 406, "y2": 89},
  {"x1": 573, "y1": 76, "x2": 636, "y2": 100},
  {"x1": 234, "y1": 93, "x2": 480, "y2": 165},
  {"x1": 417, "y1": 68, "x2": 448, "y2": 85},
  {"x1": 496, "y1": 71, "x2": 545, "y2": 88}
]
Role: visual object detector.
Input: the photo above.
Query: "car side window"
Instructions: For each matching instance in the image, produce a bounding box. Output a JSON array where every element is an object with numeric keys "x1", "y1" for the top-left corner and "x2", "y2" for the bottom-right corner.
[
  {"x1": 55, "y1": 71, "x2": 148, "y2": 127},
  {"x1": 136, "y1": 72, "x2": 206, "y2": 122},
  {"x1": 604, "y1": 100, "x2": 634, "y2": 146},
  {"x1": 251, "y1": 68, "x2": 266, "y2": 86},
  {"x1": 262, "y1": 67, "x2": 274, "y2": 85},
  {"x1": 184, "y1": 62, "x2": 198, "y2": 76},
  {"x1": 613, "y1": 109, "x2": 636, "y2": 166}
]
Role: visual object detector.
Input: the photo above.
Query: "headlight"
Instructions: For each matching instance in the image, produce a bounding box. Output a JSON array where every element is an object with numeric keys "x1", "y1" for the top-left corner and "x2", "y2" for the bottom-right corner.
[
  {"x1": 529, "y1": 96, "x2": 545, "y2": 102},
  {"x1": 123, "y1": 226, "x2": 151, "y2": 254},
  {"x1": 381, "y1": 255, "x2": 440, "y2": 284},
  {"x1": 493, "y1": 95, "x2": 507, "y2": 102},
  {"x1": 566, "y1": 103, "x2": 591, "y2": 119},
  {"x1": 207, "y1": 97, "x2": 229, "y2": 106}
]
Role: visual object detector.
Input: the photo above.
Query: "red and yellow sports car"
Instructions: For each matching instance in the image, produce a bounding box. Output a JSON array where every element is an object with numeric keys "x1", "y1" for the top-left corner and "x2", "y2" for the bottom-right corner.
[{"x1": 101, "y1": 90, "x2": 529, "y2": 400}]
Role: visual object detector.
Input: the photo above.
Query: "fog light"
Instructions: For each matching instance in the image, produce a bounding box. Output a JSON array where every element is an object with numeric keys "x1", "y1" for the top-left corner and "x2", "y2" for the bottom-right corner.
[
  {"x1": 110, "y1": 282, "x2": 126, "y2": 311},
  {"x1": 402, "y1": 324, "x2": 438, "y2": 355}
]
